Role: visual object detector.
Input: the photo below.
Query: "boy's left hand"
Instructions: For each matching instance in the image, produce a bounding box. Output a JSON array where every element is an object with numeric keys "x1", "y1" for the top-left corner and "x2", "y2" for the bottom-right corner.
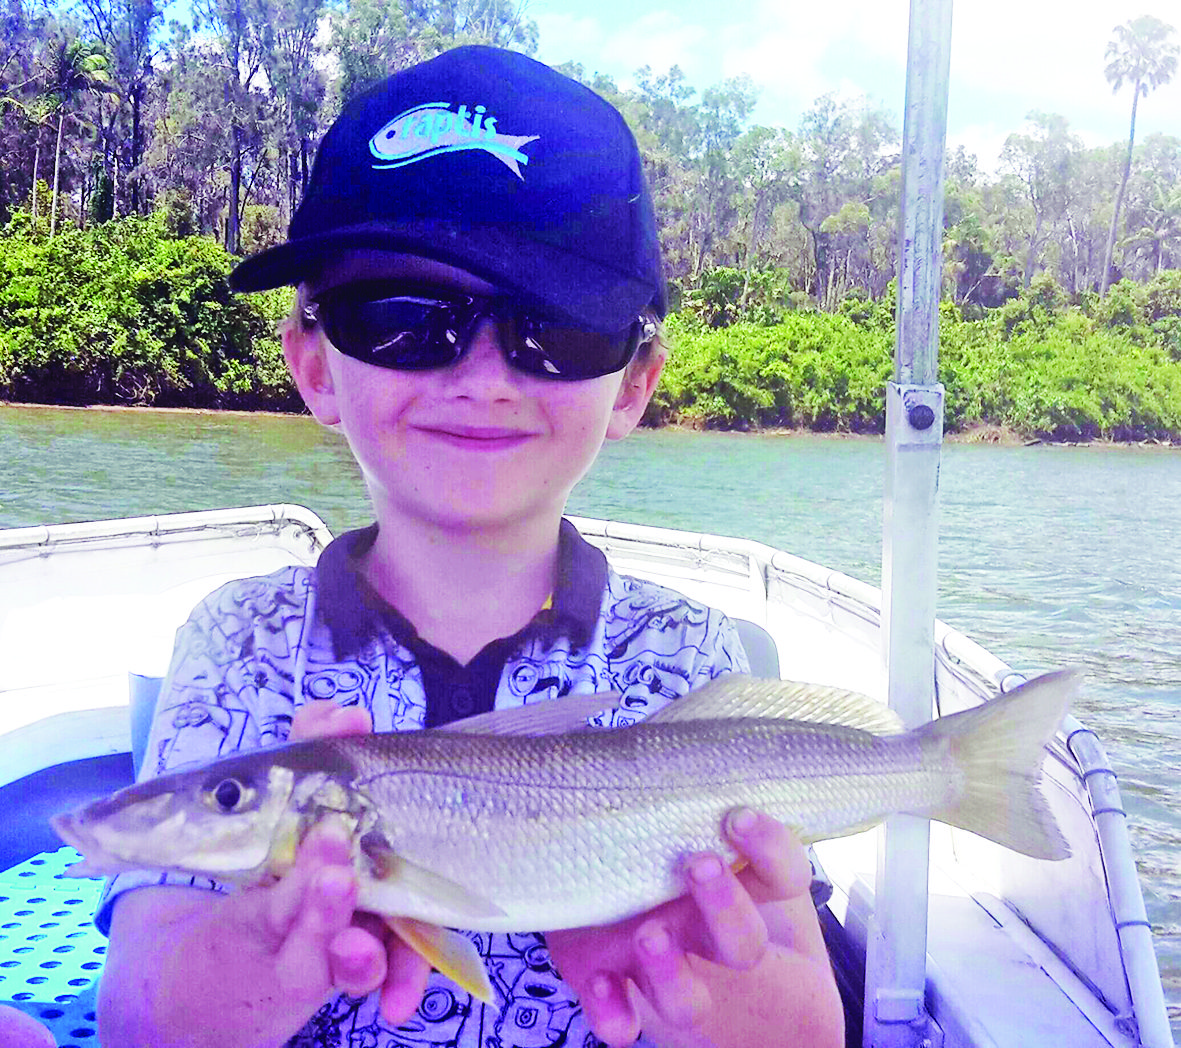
[{"x1": 544, "y1": 810, "x2": 815, "y2": 1047}]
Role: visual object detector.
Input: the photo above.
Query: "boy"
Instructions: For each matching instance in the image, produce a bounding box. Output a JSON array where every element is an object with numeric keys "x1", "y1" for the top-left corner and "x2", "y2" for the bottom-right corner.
[{"x1": 96, "y1": 46, "x2": 843, "y2": 1047}]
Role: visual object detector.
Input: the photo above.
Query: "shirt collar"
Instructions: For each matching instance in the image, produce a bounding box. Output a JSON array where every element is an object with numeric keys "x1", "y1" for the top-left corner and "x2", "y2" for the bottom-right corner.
[{"x1": 315, "y1": 518, "x2": 607, "y2": 661}]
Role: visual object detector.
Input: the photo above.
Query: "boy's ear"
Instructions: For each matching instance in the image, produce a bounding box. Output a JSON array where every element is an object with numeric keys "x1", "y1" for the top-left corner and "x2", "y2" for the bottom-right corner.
[
  {"x1": 606, "y1": 345, "x2": 666, "y2": 441},
  {"x1": 283, "y1": 319, "x2": 341, "y2": 426}
]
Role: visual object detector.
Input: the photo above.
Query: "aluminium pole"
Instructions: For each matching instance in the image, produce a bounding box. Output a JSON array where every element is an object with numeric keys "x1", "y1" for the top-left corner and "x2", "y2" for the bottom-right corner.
[{"x1": 863, "y1": 0, "x2": 952, "y2": 1045}]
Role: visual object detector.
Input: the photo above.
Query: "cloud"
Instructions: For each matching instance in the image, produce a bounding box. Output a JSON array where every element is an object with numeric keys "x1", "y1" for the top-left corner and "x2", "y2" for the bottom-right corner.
[
  {"x1": 947, "y1": 123, "x2": 1015, "y2": 175},
  {"x1": 533, "y1": 0, "x2": 1180, "y2": 147},
  {"x1": 948, "y1": 0, "x2": 1181, "y2": 140},
  {"x1": 533, "y1": 7, "x2": 713, "y2": 93},
  {"x1": 720, "y1": 0, "x2": 906, "y2": 107}
]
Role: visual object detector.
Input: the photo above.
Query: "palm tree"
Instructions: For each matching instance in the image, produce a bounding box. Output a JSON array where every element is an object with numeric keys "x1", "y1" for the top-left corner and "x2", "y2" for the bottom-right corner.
[
  {"x1": 1100, "y1": 15, "x2": 1178, "y2": 296},
  {"x1": 42, "y1": 38, "x2": 121, "y2": 236},
  {"x1": 1123, "y1": 181, "x2": 1181, "y2": 275}
]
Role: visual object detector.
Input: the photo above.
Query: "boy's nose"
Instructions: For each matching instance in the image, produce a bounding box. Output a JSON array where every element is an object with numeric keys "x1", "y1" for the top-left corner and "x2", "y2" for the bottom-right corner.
[{"x1": 447, "y1": 318, "x2": 519, "y2": 396}]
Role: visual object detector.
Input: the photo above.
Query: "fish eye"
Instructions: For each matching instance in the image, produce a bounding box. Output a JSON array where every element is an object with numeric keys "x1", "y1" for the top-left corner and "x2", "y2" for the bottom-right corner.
[
  {"x1": 205, "y1": 777, "x2": 255, "y2": 813},
  {"x1": 215, "y1": 779, "x2": 241, "y2": 810}
]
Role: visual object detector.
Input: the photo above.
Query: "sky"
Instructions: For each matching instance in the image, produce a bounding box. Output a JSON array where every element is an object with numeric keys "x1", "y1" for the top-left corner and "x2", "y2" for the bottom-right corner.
[{"x1": 529, "y1": 0, "x2": 1181, "y2": 172}]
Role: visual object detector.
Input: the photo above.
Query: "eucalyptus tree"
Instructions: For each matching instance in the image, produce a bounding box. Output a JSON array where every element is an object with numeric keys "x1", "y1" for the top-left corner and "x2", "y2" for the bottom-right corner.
[
  {"x1": 999, "y1": 111, "x2": 1082, "y2": 288},
  {"x1": 147, "y1": 34, "x2": 235, "y2": 236},
  {"x1": 686, "y1": 74, "x2": 758, "y2": 279},
  {"x1": 404, "y1": 0, "x2": 538, "y2": 52},
  {"x1": 77, "y1": 0, "x2": 170, "y2": 214},
  {"x1": 730, "y1": 124, "x2": 800, "y2": 304},
  {"x1": 267, "y1": 0, "x2": 326, "y2": 223},
  {"x1": 793, "y1": 93, "x2": 897, "y2": 305},
  {"x1": 191, "y1": 0, "x2": 275, "y2": 254},
  {"x1": 1100, "y1": 14, "x2": 1178, "y2": 295},
  {"x1": 328, "y1": 0, "x2": 440, "y2": 109},
  {"x1": 41, "y1": 35, "x2": 119, "y2": 234},
  {"x1": 625, "y1": 65, "x2": 701, "y2": 285}
]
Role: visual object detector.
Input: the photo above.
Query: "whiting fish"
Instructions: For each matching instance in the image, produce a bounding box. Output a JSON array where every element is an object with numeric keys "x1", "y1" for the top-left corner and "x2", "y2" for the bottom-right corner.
[{"x1": 52, "y1": 668, "x2": 1077, "y2": 1002}]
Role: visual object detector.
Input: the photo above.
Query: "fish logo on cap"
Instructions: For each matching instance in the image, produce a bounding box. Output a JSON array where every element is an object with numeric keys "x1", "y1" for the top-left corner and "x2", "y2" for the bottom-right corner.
[{"x1": 369, "y1": 102, "x2": 540, "y2": 180}]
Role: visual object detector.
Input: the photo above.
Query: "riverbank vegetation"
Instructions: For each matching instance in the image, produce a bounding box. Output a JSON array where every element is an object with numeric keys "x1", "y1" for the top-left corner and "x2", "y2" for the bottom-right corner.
[
  {"x1": 0, "y1": 3, "x2": 1178, "y2": 438},
  {"x1": 2, "y1": 215, "x2": 1179, "y2": 440},
  {"x1": 654, "y1": 268, "x2": 1181, "y2": 441}
]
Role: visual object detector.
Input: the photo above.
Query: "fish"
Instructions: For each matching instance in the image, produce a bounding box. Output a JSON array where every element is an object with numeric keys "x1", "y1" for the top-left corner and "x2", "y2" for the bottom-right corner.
[{"x1": 51, "y1": 668, "x2": 1077, "y2": 1004}]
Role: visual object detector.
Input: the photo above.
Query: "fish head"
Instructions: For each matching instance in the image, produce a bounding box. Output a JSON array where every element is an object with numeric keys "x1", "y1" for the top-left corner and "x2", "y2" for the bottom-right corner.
[{"x1": 50, "y1": 749, "x2": 337, "y2": 883}]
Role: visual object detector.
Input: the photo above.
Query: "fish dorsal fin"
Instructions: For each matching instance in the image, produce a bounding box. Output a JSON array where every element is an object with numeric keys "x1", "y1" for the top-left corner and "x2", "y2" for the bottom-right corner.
[
  {"x1": 647, "y1": 674, "x2": 905, "y2": 734},
  {"x1": 433, "y1": 692, "x2": 622, "y2": 736}
]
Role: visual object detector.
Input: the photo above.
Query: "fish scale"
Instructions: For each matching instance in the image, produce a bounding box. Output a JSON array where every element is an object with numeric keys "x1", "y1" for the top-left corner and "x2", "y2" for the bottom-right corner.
[{"x1": 334, "y1": 721, "x2": 955, "y2": 931}]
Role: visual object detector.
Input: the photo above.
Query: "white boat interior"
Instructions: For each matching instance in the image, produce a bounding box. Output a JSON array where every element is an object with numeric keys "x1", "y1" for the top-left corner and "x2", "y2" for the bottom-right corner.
[{"x1": 0, "y1": 505, "x2": 1171, "y2": 1047}]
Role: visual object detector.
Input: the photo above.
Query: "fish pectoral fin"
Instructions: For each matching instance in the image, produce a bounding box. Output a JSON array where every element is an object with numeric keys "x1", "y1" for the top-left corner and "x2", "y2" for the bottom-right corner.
[
  {"x1": 434, "y1": 691, "x2": 622, "y2": 736},
  {"x1": 360, "y1": 833, "x2": 506, "y2": 921},
  {"x1": 387, "y1": 916, "x2": 496, "y2": 1005}
]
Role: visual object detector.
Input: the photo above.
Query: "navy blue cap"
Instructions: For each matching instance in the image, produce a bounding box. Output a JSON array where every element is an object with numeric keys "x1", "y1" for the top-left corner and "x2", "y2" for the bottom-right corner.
[{"x1": 230, "y1": 46, "x2": 667, "y2": 333}]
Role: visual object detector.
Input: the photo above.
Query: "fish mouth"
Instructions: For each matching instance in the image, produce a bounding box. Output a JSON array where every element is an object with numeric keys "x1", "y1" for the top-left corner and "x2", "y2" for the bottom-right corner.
[{"x1": 49, "y1": 811, "x2": 128, "y2": 878}]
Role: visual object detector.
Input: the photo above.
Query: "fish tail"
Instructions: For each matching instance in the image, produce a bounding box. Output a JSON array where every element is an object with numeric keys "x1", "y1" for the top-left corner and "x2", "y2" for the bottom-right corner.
[{"x1": 916, "y1": 669, "x2": 1079, "y2": 860}]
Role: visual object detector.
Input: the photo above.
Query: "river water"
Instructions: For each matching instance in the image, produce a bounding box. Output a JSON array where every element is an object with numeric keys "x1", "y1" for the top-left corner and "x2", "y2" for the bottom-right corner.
[{"x1": 3, "y1": 403, "x2": 1180, "y2": 1038}]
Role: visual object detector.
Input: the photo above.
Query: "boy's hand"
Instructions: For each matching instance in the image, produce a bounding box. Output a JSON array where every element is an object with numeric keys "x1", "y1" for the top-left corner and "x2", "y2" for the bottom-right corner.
[
  {"x1": 544, "y1": 811, "x2": 816, "y2": 1047},
  {"x1": 102, "y1": 701, "x2": 430, "y2": 1047},
  {"x1": 287, "y1": 700, "x2": 432, "y2": 1024}
]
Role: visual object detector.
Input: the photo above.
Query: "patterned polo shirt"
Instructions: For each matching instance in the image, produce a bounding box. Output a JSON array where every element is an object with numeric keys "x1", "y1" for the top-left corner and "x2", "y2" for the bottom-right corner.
[{"x1": 99, "y1": 518, "x2": 750, "y2": 1048}]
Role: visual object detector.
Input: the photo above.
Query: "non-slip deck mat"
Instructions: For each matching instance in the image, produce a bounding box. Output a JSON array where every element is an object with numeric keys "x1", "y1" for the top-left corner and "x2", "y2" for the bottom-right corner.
[{"x1": 0, "y1": 847, "x2": 105, "y2": 1046}]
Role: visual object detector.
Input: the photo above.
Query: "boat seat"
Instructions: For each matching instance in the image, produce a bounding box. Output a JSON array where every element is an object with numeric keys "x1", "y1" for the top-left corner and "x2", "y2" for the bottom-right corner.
[
  {"x1": 733, "y1": 618, "x2": 781, "y2": 679},
  {"x1": 129, "y1": 672, "x2": 163, "y2": 779}
]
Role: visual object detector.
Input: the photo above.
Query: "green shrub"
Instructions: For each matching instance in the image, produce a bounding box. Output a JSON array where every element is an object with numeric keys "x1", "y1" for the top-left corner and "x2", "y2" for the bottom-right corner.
[
  {"x1": 657, "y1": 312, "x2": 891, "y2": 430},
  {"x1": 0, "y1": 213, "x2": 299, "y2": 409},
  {"x1": 651, "y1": 295, "x2": 1181, "y2": 438}
]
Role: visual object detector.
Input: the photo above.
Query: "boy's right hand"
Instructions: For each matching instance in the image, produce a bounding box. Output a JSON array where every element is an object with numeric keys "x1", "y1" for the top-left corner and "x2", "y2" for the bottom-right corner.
[
  {"x1": 285, "y1": 701, "x2": 434, "y2": 1024},
  {"x1": 100, "y1": 701, "x2": 430, "y2": 1047}
]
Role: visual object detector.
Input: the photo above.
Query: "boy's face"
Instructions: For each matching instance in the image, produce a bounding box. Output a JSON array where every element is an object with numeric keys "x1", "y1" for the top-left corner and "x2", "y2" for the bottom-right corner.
[{"x1": 284, "y1": 252, "x2": 664, "y2": 534}]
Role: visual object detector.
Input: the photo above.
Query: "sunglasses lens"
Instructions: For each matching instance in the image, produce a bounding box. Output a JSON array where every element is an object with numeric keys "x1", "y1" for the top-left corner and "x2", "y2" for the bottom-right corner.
[
  {"x1": 313, "y1": 284, "x2": 644, "y2": 380},
  {"x1": 509, "y1": 319, "x2": 639, "y2": 380},
  {"x1": 322, "y1": 295, "x2": 462, "y2": 370}
]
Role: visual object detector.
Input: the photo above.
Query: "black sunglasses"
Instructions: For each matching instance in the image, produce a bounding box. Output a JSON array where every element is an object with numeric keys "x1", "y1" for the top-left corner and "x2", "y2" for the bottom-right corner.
[{"x1": 303, "y1": 281, "x2": 657, "y2": 381}]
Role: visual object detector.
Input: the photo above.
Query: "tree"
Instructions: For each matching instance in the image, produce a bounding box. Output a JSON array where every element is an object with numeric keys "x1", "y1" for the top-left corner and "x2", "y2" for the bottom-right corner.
[
  {"x1": 730, "y1": 125, "x2": 799, "y2": 305},
  {"x1": 404, "y1": 0, "x2": 538, "y2": 53},
  {"x1": 78, "y1": 0, "x2": 171, "y2": 214},
  {"x1": 191, "y1": 0, "x2": 274, "y2": 255},
  {"x1": 1123, "y1": 176, "x2": 1181, "y2": 275},
  {"x1": 793, "y1": 93, "x2": 898, "y2": 306},
  {"x1": 267, "y1": 0, "x2": 327, "y2": 225},
  {"x1": 41, "y1": 36, "x2": 119, "y2": 235},
  {"x1": 1100, "y1": 14, "x2": 1178, "y2": 296},
  {"x1": 328, "y1": 0, "x2": 438, "y2": 109},
  {"x1": 999, "y1": 111, "x2": 1082, "y2": 288}
]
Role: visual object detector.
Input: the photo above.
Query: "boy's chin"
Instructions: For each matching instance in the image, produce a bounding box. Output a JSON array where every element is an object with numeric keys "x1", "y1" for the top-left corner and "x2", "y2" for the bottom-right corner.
[{"x1": 376, "y1": 491, "x2": 568, "y2": 535}]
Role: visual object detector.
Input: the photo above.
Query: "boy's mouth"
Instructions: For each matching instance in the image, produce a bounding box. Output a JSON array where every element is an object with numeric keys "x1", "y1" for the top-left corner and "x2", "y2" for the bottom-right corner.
[{"x1": 416, "y1": 424, "x2": 538, "y2": 450}]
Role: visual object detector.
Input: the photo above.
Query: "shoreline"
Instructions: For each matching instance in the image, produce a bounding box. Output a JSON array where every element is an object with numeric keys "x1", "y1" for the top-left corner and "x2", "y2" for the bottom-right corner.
[
  {"x1": 654, "y1": 419, "x2": 1180, "y2": 449},
  {"x1": 3, "y1": 401, "x2": 1179, "y2": 449}
]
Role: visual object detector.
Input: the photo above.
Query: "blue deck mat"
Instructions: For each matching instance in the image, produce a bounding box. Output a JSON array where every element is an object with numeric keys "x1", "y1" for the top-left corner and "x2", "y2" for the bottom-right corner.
[{"x1": 0, "y1": 847, "x2": 105, "y2": 1046}]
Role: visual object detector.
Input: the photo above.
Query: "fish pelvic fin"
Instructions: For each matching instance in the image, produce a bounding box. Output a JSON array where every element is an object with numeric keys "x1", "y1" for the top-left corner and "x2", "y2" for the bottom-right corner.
[
  {"x1": 917, "y1": 668, "x2": 1079, "y2": 861},
  {"x1": 387, "y1": 916, "x2": 496, "y2": 1005},
  {"x1": 648, "y1": 674, "x2": 906, "y2": 734}
]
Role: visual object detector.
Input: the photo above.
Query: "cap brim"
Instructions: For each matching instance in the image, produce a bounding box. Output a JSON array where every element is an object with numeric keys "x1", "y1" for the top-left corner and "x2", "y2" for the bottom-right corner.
[{"x1": 230, "y1": 220, "x2": 663, "y2": 333}]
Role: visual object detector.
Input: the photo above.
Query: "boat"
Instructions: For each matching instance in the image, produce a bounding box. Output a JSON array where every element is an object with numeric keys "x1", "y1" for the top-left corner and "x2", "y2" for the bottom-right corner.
[
  {"x1": 0, "y1": 503, "x2": 1172, "y2": 1047},
  {"x1": 1, "y1": 0, "x2": 1173, "y2": 1043}
]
